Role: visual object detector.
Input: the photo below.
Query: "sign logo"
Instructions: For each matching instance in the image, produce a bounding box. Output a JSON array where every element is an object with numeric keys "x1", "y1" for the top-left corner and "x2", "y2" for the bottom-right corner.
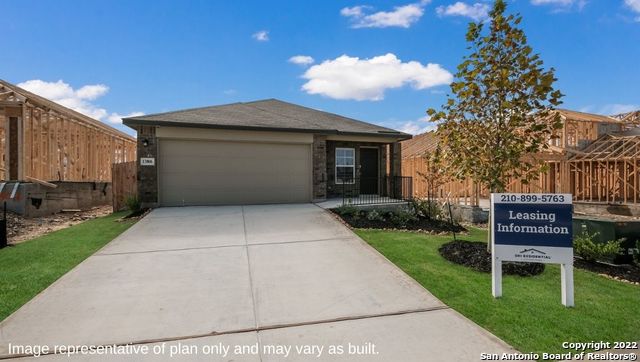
[{"x1": 515, "y1": 248, "x2": 550, "y2": 260}]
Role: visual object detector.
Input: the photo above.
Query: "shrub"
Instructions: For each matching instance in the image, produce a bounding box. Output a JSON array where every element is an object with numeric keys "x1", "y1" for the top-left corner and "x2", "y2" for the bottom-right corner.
[
  {"x1": 573, "y1": 231, "x2": 623, "y2": 263},
  {"x1": 334, "y1": 205, "x2": 358, "y2": 218},
  {"x1": 124, "y1": 195, "x2": 141, "y2": 212},
  {"x1": 390, "y1": 209, "x2": 418, "y2": 228},
  {"x1": 410, "y1": 199, "x2": 442, "y2": 220},
  {"x1": 634, "y1": 240, "x2": 640, "y2": 265},
  {"x1": 366, "y1": 210, "x2": 384, "y2": 221}
]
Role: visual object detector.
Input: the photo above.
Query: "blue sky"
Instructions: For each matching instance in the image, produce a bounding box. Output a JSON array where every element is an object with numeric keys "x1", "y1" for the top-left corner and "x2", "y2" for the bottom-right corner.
[{"x1": 2, "y1": 0, "x2": 639, "y2": 136}]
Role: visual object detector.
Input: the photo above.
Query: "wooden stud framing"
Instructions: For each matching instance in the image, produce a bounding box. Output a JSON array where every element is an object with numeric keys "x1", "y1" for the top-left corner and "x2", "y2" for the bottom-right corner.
[
  {"x1": 402, "y1": 128, "x2": 640, "y2": 206},
  {"x1": 0, "y1": 80, "x2": 136, "y2": 182}
]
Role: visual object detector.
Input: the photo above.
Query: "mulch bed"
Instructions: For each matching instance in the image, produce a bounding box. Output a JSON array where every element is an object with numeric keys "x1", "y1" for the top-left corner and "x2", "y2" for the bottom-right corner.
[
  {"x1": 574, "y1": 259, "x2": 640, "y2": 285},
  {"x1": 332, "y1": 212, "x2": 466, "y2": 234},
  {"x1": 439, "y1": 240, "x2": 640, "y2": 284},
  {"x1": 439, "y1": 240, "x2": 545, "y2": 276}
]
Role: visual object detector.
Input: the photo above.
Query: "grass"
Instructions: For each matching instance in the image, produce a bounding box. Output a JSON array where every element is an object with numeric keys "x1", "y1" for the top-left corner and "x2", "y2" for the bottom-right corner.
[
  {"x1": 0, "y1": 212, "x2": 136, "y2": 322},
  {"x1": 356, "y1": 227, "x2": 640, "y2": 355}
]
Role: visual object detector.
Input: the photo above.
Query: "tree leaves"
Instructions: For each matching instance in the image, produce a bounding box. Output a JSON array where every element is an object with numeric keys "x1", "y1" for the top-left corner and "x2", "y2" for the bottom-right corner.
[{"x1": 426, "y1": 0, "x2": 563, "y2": 193}]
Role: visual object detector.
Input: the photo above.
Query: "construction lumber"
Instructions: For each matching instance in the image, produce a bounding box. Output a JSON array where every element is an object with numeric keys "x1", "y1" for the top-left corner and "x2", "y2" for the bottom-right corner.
[
  {"x1": 402, "y1": 133, "x2": 640, "y2": 206},
  {"x1": 24, "y1": 176, "x2": 58, "y2": 188},
  {"x1": 0, "y1": 80, "x2": 136, "y2": 182}
]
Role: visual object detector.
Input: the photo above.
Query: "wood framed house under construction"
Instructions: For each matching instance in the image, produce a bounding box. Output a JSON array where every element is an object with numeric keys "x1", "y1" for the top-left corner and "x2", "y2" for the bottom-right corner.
[
  {"x1": 0, "y1": 79, "x2": 136, "y2": 216},
  {"x1": 401, "y1": 109, "x2": 640, "y2": 213}
]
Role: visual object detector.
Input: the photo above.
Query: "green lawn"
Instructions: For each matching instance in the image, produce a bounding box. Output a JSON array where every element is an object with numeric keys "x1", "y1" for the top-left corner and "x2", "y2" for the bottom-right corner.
[
  {"x1": 0, "y1": 212, "x2": 136, "y2": 322},
  {"x1": 357, "y1": 228, "x2": 640, "y2": 355}
]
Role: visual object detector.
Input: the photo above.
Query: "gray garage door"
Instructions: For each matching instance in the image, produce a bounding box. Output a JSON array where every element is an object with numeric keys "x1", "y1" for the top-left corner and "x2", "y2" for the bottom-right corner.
[{"x1": 159, "y1": 139, "x2": 311, "y2": 206}]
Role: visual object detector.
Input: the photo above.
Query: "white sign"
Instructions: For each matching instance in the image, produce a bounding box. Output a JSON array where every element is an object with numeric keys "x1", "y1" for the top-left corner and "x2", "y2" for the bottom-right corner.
[
  {"x1": 491, "y1": 193, "x2": 574, "y2": 307},
  {"x1": 140, "y1": 157, "x2": 155, "y2": 166}
]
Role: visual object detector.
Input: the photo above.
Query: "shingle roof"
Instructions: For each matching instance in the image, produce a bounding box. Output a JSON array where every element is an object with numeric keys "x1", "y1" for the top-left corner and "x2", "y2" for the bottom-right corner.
[{"x1": 123, "y1": 99, "x2": 411, "y2": 139}]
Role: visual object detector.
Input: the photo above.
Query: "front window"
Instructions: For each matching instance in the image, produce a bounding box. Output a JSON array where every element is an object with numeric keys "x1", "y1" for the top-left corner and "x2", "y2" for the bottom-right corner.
[{"x1": 335, "y1": 148, "x2": 355, "y2": 184}]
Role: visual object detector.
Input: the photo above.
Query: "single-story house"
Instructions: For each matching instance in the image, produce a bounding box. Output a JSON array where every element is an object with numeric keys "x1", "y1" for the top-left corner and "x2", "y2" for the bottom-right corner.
[{"x1": 123, "y1": 99, "x2": 411, "y2": 207}]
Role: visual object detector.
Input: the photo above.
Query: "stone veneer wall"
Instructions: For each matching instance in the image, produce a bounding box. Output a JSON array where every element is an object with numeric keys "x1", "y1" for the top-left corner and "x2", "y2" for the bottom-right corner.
[
  {"x1": 136, "y1": 126, "x2": 158, "y2": 207},
  {"x1": 312, "y1": 135, "x2": 327, "y2": 201},
  {"x1": 391, "y1": 142, "x2": 402, "y2": 178}
]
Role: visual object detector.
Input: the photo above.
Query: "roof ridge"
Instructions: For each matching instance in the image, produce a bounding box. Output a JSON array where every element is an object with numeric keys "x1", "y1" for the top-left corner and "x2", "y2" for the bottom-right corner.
[
  {"x1": 247, "y1": 99, "x2": 402, "y2": 133},
  {"x1": 556, "y1": 108, "x2": 620, "y2": 121},
  {"x1": 124, "y1": 100, "x2": 253, "y2": 120},
  {"x1": 243, "y1": 100, "x2": 332, "y2": 130}
]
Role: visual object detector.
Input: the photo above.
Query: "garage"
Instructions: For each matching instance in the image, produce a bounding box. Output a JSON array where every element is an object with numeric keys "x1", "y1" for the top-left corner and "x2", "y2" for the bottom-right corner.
[{"x1": 158, "y1": 139, "x2": 311, "y2": 206}]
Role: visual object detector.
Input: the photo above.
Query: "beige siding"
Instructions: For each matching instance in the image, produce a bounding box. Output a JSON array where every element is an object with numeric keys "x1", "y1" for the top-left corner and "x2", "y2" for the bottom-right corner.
[{"x1": 156, "y1": 127, "x2": 313, "y2": 144}]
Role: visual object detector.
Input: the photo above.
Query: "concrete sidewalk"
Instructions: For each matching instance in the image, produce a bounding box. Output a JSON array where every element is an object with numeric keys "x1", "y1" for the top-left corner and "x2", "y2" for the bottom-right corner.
[{"x1": 0, "y1": 204, "x2": 516, "y2": 361}]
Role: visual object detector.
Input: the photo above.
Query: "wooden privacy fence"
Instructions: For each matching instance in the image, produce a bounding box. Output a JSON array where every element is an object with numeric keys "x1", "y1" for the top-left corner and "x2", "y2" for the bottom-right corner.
[{"x1": 112, "y1": 161, "x2": 137, "y2": 211}]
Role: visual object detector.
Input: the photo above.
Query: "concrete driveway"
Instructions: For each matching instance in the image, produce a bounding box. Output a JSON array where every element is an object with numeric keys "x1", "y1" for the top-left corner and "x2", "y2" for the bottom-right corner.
[{"x1": 0, "y1": 204, "x2": 515, "y2": 361}]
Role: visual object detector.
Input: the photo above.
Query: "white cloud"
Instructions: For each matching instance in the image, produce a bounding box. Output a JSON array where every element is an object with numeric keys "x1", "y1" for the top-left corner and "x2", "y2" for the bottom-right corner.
[
  {"x1": 531, "y1": 0, "x2": 574, "y2": 5},
  {"x1": 18, "y1": 79, "x2": 108, "y2": 102},
  {"x1": 75, "y1": 84, "x2": 109, "y2": 100},
  {"x1": 223, "y1": 89, "x2": 237, "y2": 95},
  {"x1": 252, "y1": 30, "x2": 269, "y2": 41},
  {"x1": 107, "y1": 112, "x2": 145, "y2": 125},
  {"x1": 600, "y1": 104, "x2": 639, "y2": 115},
  {"x1": 436, "y1": 2, "x2": 490, "y2": 22},
  {"x1": 301, "y1": 53, "x2": 453, "y2": 101},
  {"x1": 627, "y1": 0, "x2": 640, "y2": 11},
  {"x1": 340, "y1": 6, "x2": 367, "y2": 17},
  {"x1": 530, "y1": 0, "x2": 587, "y2": 11},
  {"x1": 341, "y1": 1, "x2": 430, "y2": 28},
  {"x1": 18, "y1": 79, "x2": 110, "y2": 120},
  {"x1": 579, "y1": 103, "x2": 639, "y2": 115},
  {"x1": 625, "y1": 0, "x2": 640, "y2": 21},
  {"x1": 288, "y1": 55, "x2": 315, "y2": 66},
  {"x1": 398, "y1": 116, "x2": 434, "y2": 135},
  {"x1": 18, "y1": 79, "x2": 143, "y2": 126}
]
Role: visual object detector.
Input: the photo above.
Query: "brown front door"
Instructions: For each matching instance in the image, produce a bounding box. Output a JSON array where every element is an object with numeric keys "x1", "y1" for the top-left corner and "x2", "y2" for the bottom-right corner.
[{"x1": 360, "y1": 148, "x2": 378, "y2": 194}]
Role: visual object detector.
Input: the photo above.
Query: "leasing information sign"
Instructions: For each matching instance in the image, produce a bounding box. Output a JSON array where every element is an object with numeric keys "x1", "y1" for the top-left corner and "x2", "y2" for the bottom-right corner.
[{"x1": 491, "y1": 193, "x2": 574, "y2": 307}]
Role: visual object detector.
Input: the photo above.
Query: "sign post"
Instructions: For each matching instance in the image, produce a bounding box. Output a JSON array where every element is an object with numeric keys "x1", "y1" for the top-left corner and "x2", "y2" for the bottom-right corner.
[{"x1": 491, "y1": 193, "x2": 574, "y2": 307}]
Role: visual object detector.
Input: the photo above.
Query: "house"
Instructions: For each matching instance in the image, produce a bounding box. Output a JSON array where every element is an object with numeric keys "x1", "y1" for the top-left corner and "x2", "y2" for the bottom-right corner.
[
  {"x1": 0, "y1": 79, "x2": 136, "y2": 182},
  {"x1": 547, "y1": 109, "x2": 625, "y2": 151},
  {"x1": 400, "y1": 108, "x2": 640, "y2": 207},
  {"x1": 0, "y1": 79, "x2": 137, "y2": 216},
  {"x1": 123, "y1": 99, "x2": 411, "y2": 207}
]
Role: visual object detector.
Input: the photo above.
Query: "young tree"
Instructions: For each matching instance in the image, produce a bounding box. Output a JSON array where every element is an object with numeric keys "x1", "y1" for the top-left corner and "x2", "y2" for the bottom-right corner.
[{"x1": 427, "y1": 0, "x2": 563, "y2": 194}]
